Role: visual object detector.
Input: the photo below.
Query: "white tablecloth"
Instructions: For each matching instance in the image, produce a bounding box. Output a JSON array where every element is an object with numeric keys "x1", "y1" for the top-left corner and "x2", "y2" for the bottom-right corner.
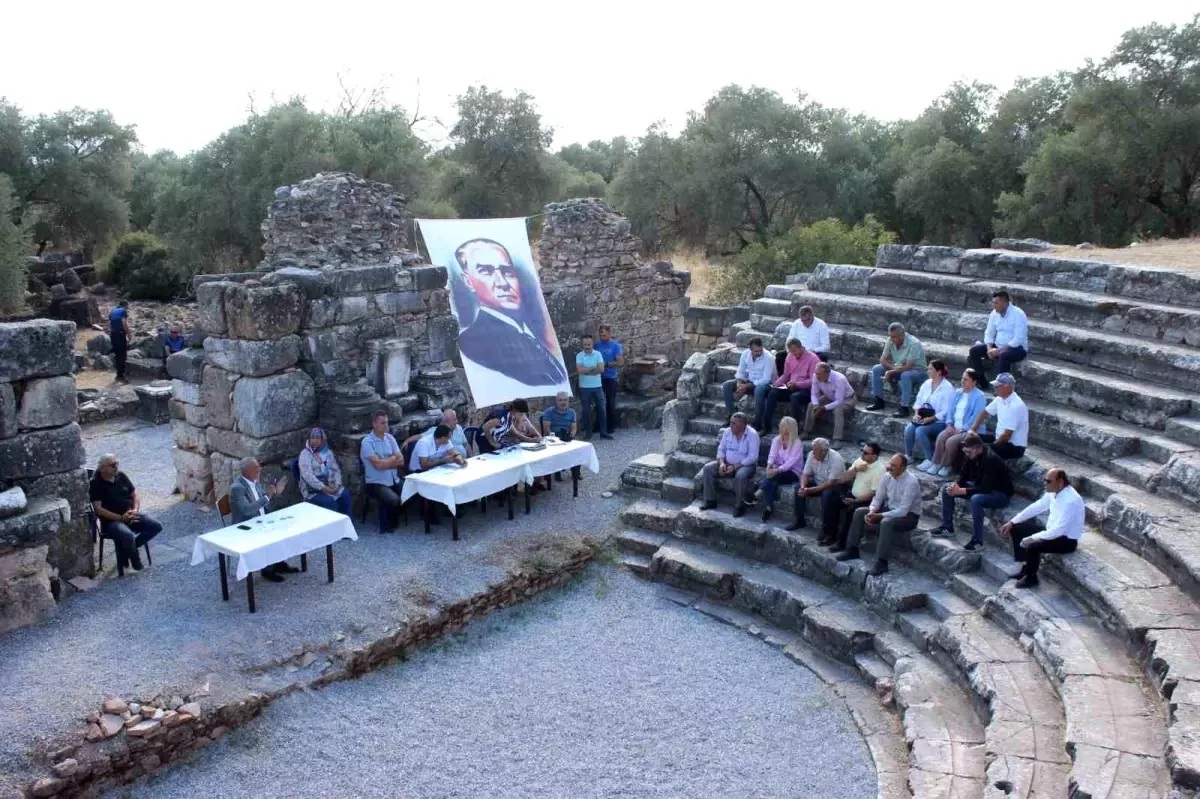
[
  {"x1": 190, "y1": 503, "x2": 358, "y2": 580},
  {"x1": 399, "y1": 441, "x2": 600, "y2": 515}
]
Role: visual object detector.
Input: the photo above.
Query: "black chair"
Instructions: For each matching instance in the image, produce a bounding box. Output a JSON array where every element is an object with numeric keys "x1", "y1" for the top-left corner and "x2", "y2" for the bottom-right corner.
[
  {"x1": 88, "y1": 468, "x2": 152, "y2": 578},
  {"x1": 464, "y1": 426, "x2": 483, "y2": 456}
]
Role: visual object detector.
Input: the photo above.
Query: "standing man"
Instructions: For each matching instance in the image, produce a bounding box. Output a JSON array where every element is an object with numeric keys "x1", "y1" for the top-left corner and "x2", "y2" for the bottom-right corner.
[
  {"x1": 90, "y1": 453, "x2": 162, "y2": 574},
  {"x1": 1000, "y1": 468, "x2": 1084, "y2": 588},
  {"x1": 969, "y1": 290, "x2": 1028, "y2": 391},
  {"x1": 838, "y1": 453, "x2": 923, "y2": 576},
  {"x1": 866, "y1": 323, "x2": 927, "y2": 418},
  {"x1": 933, "y1": 433, "x2": 1014, "y2": 551},
  {"x1": 109, "y1": 300, "x2": 131, "y2": 383},
  {"x1": 789, "y1": 438, "x2": 846, "y2": 533},
  {"x1": 805, "y1": 362, "x2": 856, "y2": 443},
  {"x1": 230, "y1": 457, "x2": 293, "y2": 582},
  {"x1": 722, "y1": 337, "x2": 776, "y2": 425},
  {"x1": 701, "y1": 412, "x2": 760, "y2": 517},
  {"x1": 361, "y1": 410, "x2": 404, "y2": 533},
  {"x1": 786, "y1": 305, "x2": 831, "y2": 366},
  {"x1": 576, "y1": 335, "x2": 611, "y2": 440},
  {"x1": 596, "y1": 325, "x2": 624, "y2": 436},
  {"x1": 968, "y1": 373, "x2": 1029, "y2": 460}
]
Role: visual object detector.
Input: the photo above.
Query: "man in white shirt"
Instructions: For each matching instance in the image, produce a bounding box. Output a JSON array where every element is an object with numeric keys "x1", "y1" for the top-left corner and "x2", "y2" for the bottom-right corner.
[
  {"x1": 409, "y1": 425, "x2": 466, "y2": 473},
  {"x1": 723, "y1": 337, "x2": 777, "y2": 423},
  {"x1": 782, "y1": 306, "x2": 831, "y2": 374},
  {"x1": 969, "y1": 290, "x2": 1028, "y2": 390},
  {"x1": 968, "y1": 372, "x2": 1029, "y2": 459},
  {"x1": 1000, "y1": 468, "x2": 1083, "y2": 588},
  {"x1": 838, "y1": 453, "x2": 923, "y2": 575}
]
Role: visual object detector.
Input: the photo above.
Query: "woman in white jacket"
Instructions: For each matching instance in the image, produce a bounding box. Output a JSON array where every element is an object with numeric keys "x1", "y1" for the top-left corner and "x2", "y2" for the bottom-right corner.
[{"x1": 903, "y1": 360, "x2": 954, "y2": 465}]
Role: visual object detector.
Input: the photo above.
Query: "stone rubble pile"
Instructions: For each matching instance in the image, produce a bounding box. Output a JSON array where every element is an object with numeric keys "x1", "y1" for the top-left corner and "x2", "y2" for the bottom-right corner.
[{"x1": 0, "y1": 320, "x2": 91, "y2": 634}]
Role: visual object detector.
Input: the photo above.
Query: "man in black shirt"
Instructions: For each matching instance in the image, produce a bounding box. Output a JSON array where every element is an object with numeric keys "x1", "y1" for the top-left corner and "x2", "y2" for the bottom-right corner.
[
  {"x1": 933, "y1": 433, "x2": 1013, "y2": 551},
  {"x1": 90, "y1": 454, "x2": 163, "y2": 572}
]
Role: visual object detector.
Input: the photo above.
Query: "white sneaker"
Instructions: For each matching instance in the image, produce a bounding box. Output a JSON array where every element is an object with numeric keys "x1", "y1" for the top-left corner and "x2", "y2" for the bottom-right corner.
[
  {"x1": 918, "y1": 460, "x2": 935, "y2": 473},
  {"x1": 936, "y1": 466, "x2": 951, "y2": 478}
]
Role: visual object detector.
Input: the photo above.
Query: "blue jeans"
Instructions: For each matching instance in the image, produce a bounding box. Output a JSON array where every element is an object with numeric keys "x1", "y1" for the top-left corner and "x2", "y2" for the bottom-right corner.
[
  {"x1": 905, "y1": 420, "x2": 947, "y2": 459},
  {"x1": 941, "y1": 488, "x2": 1010, "y2": 544},
  {"x1": 581, "y1": 386, "x2": 607, "y2": 437},
  {"x1": 308, "y1": 489, "x2": 352, "y2": 516},
  {"x1": 723, "y1": 380, "x2": 771, "y2": 421},
  {"x1": 870, "y1": 364, "x2": 925, "y2": 406},
  {"x1": 101, "y1": 514, "x2": 162, "y2": 568},
  {"x1": 759, "y1": 471, "x2": 799, "y2": 508}
]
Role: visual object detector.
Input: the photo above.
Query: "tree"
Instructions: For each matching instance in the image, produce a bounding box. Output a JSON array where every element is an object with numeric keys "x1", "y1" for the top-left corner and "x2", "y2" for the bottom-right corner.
[
  {"x1": 557, "y1": 137, "x2": 630, "y2": 183},
  {"x1": 0, "y1": 175, "x2": 29, "y2": 315}
]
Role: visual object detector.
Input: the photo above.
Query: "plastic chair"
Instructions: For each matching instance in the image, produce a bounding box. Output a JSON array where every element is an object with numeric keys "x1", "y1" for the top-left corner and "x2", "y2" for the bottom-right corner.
[
  {"x1": 464, "y1": 426, "x2": 483, "y2": 456},
  {"x1": 89, "y1": 468, "x2": 153, "y2": 578}
]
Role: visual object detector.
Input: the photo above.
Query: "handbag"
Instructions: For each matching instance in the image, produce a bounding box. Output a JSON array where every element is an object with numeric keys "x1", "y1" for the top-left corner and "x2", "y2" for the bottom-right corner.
[{"x1": 916, "y1": 404, "x2": 936, "y2": 420}]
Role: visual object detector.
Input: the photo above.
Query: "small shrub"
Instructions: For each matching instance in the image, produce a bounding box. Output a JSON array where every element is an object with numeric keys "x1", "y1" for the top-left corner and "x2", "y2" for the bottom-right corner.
[
  {"x1": 707, "y1": 216, "x2": 895, "y2": 304},
  {"x1": 0, "y1": 177, "x2": 29, "y2": 316},
  {"x1": 105, "y1": 232, "x2": 182, "y2": 300}
]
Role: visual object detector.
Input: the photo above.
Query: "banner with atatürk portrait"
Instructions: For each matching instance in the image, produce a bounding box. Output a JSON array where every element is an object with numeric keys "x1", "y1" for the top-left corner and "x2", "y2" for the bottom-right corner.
[{"x1": 417, "y1": 218, "x2": 571, "y2": 409}]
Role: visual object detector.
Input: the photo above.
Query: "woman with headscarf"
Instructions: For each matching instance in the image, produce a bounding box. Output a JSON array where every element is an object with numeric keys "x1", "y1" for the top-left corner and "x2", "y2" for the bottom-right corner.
[{"x1": 298, "y1": 428, "x2": 352, "y2": 516}]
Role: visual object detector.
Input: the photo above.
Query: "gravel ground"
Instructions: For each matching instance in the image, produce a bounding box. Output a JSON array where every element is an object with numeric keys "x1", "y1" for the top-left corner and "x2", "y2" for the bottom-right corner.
[
  {"x1": 129, "y1": 568, "x2": 876, "y2": 799},
  {"x1": 0, "y1": 421, "x2": 659, "y2": 789}
]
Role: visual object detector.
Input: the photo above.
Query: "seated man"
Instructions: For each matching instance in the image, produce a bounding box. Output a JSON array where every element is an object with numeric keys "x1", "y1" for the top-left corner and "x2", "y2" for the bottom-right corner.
[
  {"x1": 361, "y1": 410, "x2": 404, "y2": 533},
  {"x1": 866, "y1": 322, "x2": 927, "y2": 417},
  {"x1": 828, "y1": 441, "x2": 885, "y2": 552},
  {"x1": 1000, "y1": 468, "x2": 1083, "y2": 588},
  {"x1": 540, "y1": 391, "x2": 581, "y2": 482},
  {"x1": 805, "y1": 362, "x2": 856, "y2": 443},
  {"x1": 723, "y1": 337, "x2": 776, "y2": 425},
  {"x1": 762, "y1": 339, "x2": 819, "y2": 433},
  {"x1": 163, "y1": 323, "x2": 187, "y2": 359},
  {"x1": 423, "y1": 409, "x2": 468, "y2": 459},
  {"x1": 230, "y1": 457, "x2": 293, "y2": 582},
  {"x1": 785, "y1": 305, "x2": 831, "y2": 367},
  {"x1": 838, "y1": 453, "x2": 922, "y2": 576},
  {"x1": 410, "y1": 424, "x2": 467, "y2": 472},
  {"x1": 968, "y1": 373, "x2": 1029, "y2": 460},
  {"x1": 933, "y1": 432, "x2": 1013, "y2": 551},
  {"x1": 90, "y1": 454, "x2": 163, "y2": 573},
  {"x1": 969, "y1": 290, "x2": 1028, "y2": 390},
  {"x1": 298, "y1": 427, "x2": 352, "y2": 516},
  {"x1": 701, "y1": 412, "x2": 760, "y2": 517},
  {"x1": 789, "y1": 437, "x2": 846, "y2": 535}
]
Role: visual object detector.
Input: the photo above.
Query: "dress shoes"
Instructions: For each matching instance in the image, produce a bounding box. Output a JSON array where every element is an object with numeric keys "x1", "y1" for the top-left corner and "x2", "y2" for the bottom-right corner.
[
  {"x1": 277, "y1": 563, "x2": 301, "y2": 574},
  {"x1": 261, "y1": 569, "x2": 285, "y2": 583}
]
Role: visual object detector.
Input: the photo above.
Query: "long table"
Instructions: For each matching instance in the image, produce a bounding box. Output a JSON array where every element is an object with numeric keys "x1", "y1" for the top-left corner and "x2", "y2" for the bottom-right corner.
[
  {"x1": 190, "y1": 503, "x2": 358, "y2": 613},
  {"x1": 399, "y1": 440, "x2": 600, "y2": 539}
]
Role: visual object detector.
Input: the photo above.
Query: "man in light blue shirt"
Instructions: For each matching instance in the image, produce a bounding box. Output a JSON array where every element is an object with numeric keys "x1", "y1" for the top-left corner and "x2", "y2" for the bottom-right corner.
[
  {"x1": 701, "y1": 412, "x2": 761, "y2": 517},
  {"x1": 421, "y1": 409, "x2": 468, "y2": 458},
  {"x1": 595, "y1": 325, "x2": 624, "y2": 437},
  {"x1": 722, "y1": 337, "x2": 777, "y2": 423},
  {"x1": 360, "y1": 410, "x2": 404, "y2": 532},
  {"x1": 969, "y1": 290, "x2": 1028, "y2": 390},
  {"x1": 576, "y1": 335, "x2": 611, "y2": 439}
]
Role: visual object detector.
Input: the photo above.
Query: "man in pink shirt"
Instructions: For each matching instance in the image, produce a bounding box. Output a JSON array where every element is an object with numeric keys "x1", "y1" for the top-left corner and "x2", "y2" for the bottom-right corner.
[
  {"x1": 760, "y1": 339, "x2": 819, "y2": 433},
  {"x1": 805, "y1": 362, "x2": 857, "y2": 442}
]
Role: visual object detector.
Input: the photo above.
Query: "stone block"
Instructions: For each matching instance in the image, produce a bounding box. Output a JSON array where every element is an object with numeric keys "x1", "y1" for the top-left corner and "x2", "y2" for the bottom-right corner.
[
  {"x1": 410, "y1": 264, "x2": 448, "y2": 292},
  {"x1": 368, "y1": 339, "x2": 411, "y2": 398},
  {"x1": 209, "y1": 451, "x2": 238, "y2": 501},
  {"x1": 170, "y1": 398, "x2": 208, "y2": 427},
  {"x1": 232, "y1": 370, "x2": 316, "y2": 438},
  {"x1": 201, "y1": 366, "x2": 240, "y2": 429},
  {"x1": 0, "y1": 497, "x2": 71, "y2": 549},
  {"x1": 0, "y1": 423, "x2": 84, "y2": 479},
  {"x1": 338, "y1": 295, "x2": 373, "y2": 323},
  {"x1": 329, "y1": 264, "x2": 400, "y2": 294},
  {"x1": 171, "y1": 378, "x2": 204, "y2": 407},
  {"x1": 0, "y1": 486, "x2": 27, "y2": 518},
  {"x1": 205, "y1": 427, "x2": 309, "y2": 463},
  {"x1": 0, "y1": 382, "x2": 15, "y2": 439},
  {"x1": 172, "y1": 447, "x2": 212, "y2": 502},
  {"x1": 262, "y1": 266, "x2": 330, "y2": 299},
  {"x1": 427, "y1": 315, "x2": 459, "y2": 364},
  {"x1": 0, "y1": 319, "x2": 75, "y2": 382},
  {"x1": 373, "y1": 291, "x2": 424, "y2": 317},
  {"x1": 171, "y1": 420, "x2": 209, "y2": 454},
  {"x1": 685, "y1": 306, "x2": 730, "y2": 337},
  {"x1": 195, "y1": 281, "x2": 230, "y2": 336},
  {"x1": 224, "y1": 282, "x2": 303, "y2": 340},
  {"x1": 87, "y1": 333, "x2": 113, "y2": 354},
  {"x1": 134, "y1": 383, "x2": 173, "y2": 425},
  {"x1": 875, "y1": 244, "x2": 964, "y2": 274},
  {"x1": 991, "y1": 237, "x2": 1052, "y2": 252},
  {"x1": 16, "y1": 376, "x2": 78, "y2": 431},
  {"x1": 166, "y1": 349, "x2": 206, "y2": 383},
  {"x1": 0, "y1": 545, "x2": 56, "y2": 635},
  {"x1": 202, "y1": 336, "x2": 301, "y2": 377}
]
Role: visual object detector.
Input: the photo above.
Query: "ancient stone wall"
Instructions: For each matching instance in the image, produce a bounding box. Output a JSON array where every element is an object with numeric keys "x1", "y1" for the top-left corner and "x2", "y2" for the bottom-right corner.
[
  {"x1": 0, "y1": 319, "x2": 92, "y2": 634},
  {"x1": 537, "y1": 199, "x2": 690, "y2": 370},
  {"x1": 171, "y1": 173, "x2": 463, "y2": 503}
]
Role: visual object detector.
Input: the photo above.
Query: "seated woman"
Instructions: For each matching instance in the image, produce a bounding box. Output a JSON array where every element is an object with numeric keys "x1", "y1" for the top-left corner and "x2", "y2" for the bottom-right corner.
[
  {"x1": 298, "y1": 427, "x2": 352, "y2": 516},
  {"x1": 757, "y1": 416, "x2": 805, "y2": 523},
  {"x1": 482, "y1": 399, "x2": 542, "y2": 450},
  {"x1": 921, "y1": 368, "x2": 989, "y2": 478},
  {"x1": 903, "y1": 360, "x2": 954, "y2": 467}
]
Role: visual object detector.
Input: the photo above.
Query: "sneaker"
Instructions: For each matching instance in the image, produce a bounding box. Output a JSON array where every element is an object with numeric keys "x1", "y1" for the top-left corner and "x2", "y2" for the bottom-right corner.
[
  {"x1": 261, "y1": 570, "x2": 285, "y2": 583},
  {"x1": 936, "y1": 466, "x2": 952, "y2": 478},
  {"x1": 1007, "y1": 567, "x2": 1027, "y2": 580},
  {"x1": 930, "y1": 527, "x2": 953, "y2": 538},
  {"x1": 600, "y1": 433, "x2": 615, "y2": 440},
  {"x1": 761, "y1": 508, "x2": 773, "y2": 523},
  {"x1": 893, "y1": 406, "x2": 910, "y2": 418},
  {"x1": 866, "y1": 398, "x2": 885, "y2": 412},
  {"x1": 1014, "y1": 574, "x2": 1040, "y2": 589},
  {"x1": 964, "y1": 540, "x2": 982, "y2": 551},
  {"x1": 918, "y1": 460, "x2": 935, "y2": 473}
]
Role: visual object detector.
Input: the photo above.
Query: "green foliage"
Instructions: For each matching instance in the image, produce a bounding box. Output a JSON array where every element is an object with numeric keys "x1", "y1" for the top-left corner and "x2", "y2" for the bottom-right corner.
[
  {"x1": 105, "y1": 231, "x2": 180, "y2": 300},
  {"x1": 708, "y1": 216, "x2": 895, "y2": 304},
  {"x1": 0, "y1": 175, "x2": 29, "y2": 316}
]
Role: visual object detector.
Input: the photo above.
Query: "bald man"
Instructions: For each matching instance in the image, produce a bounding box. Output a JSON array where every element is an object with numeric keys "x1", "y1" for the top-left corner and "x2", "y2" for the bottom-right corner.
[{"x1": 1000, "y1": 468, "x2": 1084, "y2": 588}]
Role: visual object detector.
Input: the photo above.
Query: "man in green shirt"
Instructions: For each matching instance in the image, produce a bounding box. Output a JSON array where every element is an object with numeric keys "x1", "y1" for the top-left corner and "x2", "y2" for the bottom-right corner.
[{"x1": 867, "y1": 322, "x2": 927, "y2": 418}]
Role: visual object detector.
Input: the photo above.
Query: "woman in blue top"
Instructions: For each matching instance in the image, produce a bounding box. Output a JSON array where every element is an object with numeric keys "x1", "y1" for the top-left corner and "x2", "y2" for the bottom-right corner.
[{"x1": 920, "y1": 368, "x2": 989, "y2": 478}]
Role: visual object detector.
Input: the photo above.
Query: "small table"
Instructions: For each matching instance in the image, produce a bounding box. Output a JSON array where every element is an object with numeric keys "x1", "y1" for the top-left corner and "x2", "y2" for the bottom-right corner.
[{"x1": 190, "y1": 504, "x2": 358, "y2": 613}]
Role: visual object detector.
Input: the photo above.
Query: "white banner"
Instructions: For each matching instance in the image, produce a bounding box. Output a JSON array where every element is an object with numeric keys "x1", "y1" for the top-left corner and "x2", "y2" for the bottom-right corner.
[{"x1": 417, "y1": 218, "x2": 571, "y2": 408}]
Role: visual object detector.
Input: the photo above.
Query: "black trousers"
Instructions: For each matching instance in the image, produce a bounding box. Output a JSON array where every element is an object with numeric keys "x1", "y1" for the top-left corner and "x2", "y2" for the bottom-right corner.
[
  {"x1": 800, "y1": 483, "x2": 846, "y2": 537},
  {"x1": 1011, "y1": 520, "x2": 1077, "y2": 576},
  {"x1": 980, "y1": 433, "x2": 1026, "y2": 460},
  {"x1": 366, "y1": 482, "x2": 403, "y2": 530},
  {"x1": 601, "y1": 377, "x2": 618, "y2": 434},
  {"x1": 836, "y1": 497, "x2": 872, "y2": 548},
  {"x1": 112, "y1": 338, "x2": 127, "y2": 379}
]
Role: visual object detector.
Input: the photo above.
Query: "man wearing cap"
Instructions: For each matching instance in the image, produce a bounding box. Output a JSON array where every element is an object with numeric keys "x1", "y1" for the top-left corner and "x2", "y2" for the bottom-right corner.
[
  {"x1": 1000, "y1": 468, "x2": 1083, "y2": 588},
  {"x1": 933, "y1": 432, "x2": 1014, "y2": 551},
  {"x1": 968, "y1": 373, "x2": 1029, "y2": 460}
]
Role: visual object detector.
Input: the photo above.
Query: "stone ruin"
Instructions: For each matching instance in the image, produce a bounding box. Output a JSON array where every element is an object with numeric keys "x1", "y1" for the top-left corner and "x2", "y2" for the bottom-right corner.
[
  {"x1": 170, "y1": 177, "x2": 693, "y2": 503},
  {"x1": 0, "y1": 320, "x2": 91, "y2": 633},
  {"x1": 20, "y1": 253, "x2": 105, "y2": 328}
]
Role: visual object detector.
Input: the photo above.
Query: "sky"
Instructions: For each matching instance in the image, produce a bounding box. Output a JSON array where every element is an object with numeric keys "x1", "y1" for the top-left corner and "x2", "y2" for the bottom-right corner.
[{"x1": 3, "y1": 1, "x2": 1197, "y2": 155}]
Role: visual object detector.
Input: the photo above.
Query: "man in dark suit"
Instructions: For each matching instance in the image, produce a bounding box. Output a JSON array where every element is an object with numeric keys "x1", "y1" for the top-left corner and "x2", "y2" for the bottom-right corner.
[
  {"x1": 230, "y1": 457, "x2": 293, "y2": 583},
  {"x1": 454, "y1": 238, "x2": 568, "y2": 389}
]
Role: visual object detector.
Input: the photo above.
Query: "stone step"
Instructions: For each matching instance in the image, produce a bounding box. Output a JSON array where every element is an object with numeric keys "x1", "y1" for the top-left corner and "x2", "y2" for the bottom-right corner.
[
  {"x1": 750, "y1": 297, "x2": 793, "y2": 318},
  {"x1": 785, "y1": 272, "x2": 811, "y2": 285},
  {"x1": 896, "y1": 609, "x2": 942, "y2": 649},
  {"x1": 661, "y1": 476, "x2": 695, "y2": 505},
  {"x1": 1165, "y1": 415, "x2": 1200, "y2": 448},
  {"x1": 873, "y1": 630, "x2": 921, "y2": 667},
  {"x1": 617, "y1": 498, "x2": 685, "y2": 534},
  {"x1": 791, "y1": 288, "x2": 1200, "y2": 394},
  {"x1": 926, "y1": 589, "x2": 975, "y2": 621},
  {"x1": 933, "y1": 612, "x2": 1073, "y2": 795},
  {"x1": 619, "y1": 553, "x2": 652, "y2": 578},
  {"x1": 1108, "y1": 456, "x2": 1163, "y2": 492},
  {"x1": 764, "y1": 284, "x2": 799, "y2": 301},
  {"x1": 665, "y1": 451, "x2": 708, "y2": 479},
  {"x1": 853, "y1": 650, "x2": 894, "y2": 692},
  {"x1": 812, "y1": 261, "x2": 1200, "y2": 349},
  {"x1": 950, "y1": 571, "x2": 1002, "y2": 607},
  {"x1": 615, "y1": 529, "x2": 669, "y2": 556}
]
